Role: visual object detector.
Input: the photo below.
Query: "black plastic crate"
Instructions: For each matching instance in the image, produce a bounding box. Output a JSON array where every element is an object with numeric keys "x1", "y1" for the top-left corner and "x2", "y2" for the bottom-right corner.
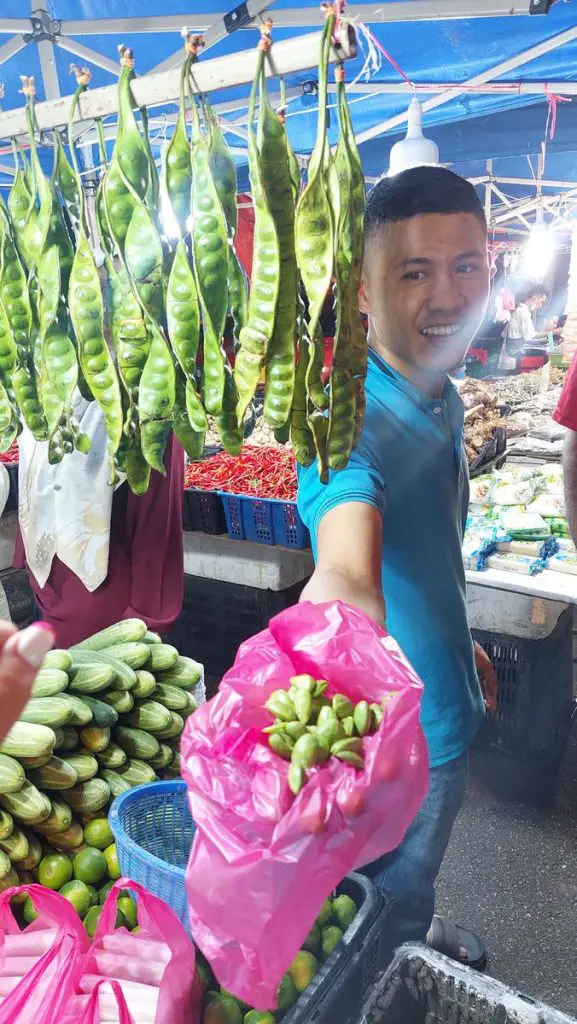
[
  {"x1": 469, "y1": 426, "x2": 507, "y2": 479},
  {"x1": 359, "y1": 944, "x2": 575, "y2": 1024},
  {"x1": 167, "y1": 574, "x2": 308, "y2": 678},
  {"x1": 0, "y1": 568, "x2": 34, "y2": 626},
  {"x1": 472, "y1": 605, "x2": 574, "y2": 759},
  {"x1": 182, "y1": 488, "x2": 227, "y2": 535},
  {"x1": 4, "y1": 463, "x2": 18, "y2": 513},
  {"x1": 284, "y1": 874, "x2": 387, "y2": 1024}
]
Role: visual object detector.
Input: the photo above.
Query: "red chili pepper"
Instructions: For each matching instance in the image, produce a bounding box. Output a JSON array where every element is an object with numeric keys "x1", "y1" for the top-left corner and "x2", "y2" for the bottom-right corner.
[
  {"x1": 0, "y1": 441, "x2": 18, "y2": 465},
  {"x1": 184, "y1": 447, "x2": 298, "y2": 500}
]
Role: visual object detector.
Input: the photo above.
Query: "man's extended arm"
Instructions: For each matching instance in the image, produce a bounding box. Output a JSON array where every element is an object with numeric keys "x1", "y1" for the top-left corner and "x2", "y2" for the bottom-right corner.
[{"x1": 300, "y1": 501, "x2": 385, "y2": 626}]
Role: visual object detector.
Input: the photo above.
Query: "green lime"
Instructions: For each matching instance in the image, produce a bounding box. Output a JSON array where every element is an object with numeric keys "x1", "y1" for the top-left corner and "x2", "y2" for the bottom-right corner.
[
  {"x1": 104, "y1": 843, "x2": 121, "y2": 880},
  {"x1": 83, "y1": 818, "x2": 114, "y2": 851},
  {"x1": 73, "y1": 847, "x2": 107, "y2": 886},
  {"x1": 86, "y1": 885, "x2": 99, "y2": 908},
  {"x1": 276, "y1": 974, "x2": 298, "y2": 1014},
  {"x1": 244, "y1": 1013, "x2": 275, "y2": 1024},
  {"x1": 117, "y1": 895, "x2": 137, "y2": 930},
  {"x1": 59, "y1": 880, "x2": 92, "y2": 919},
  {"x1": 288, "y1": 951, "x2": 319, "y2": 993},
  {"x1": 38, "y1": 853, "x2": 73, "y2": 891},
  {"x1": 98, "y1": 880, "x2": 115, "y2": 904},
  {"x1": 203, "y1": 994, "x2": 243, "y2": 1024},
  {"x1": 197, "y1": 957, "x2": 213, "y2": 992},
  {"x1": 302, "y1": 923, "x2": 321, "y2": 954},
  {"x1": 331, "y1": 895, "x2": 357, "y2": 932},
  {"x1": 23, "y1": 896, "x2": 38, "y2": 924},
  {"x1": 321, "y1": 925, "x2": 344, "y2": 959},
  {"x1": 84, "y1": 904, "x2": 102, "y2": 939},
  {"x1": 315, "y1": 898, "x2": 333, "y2": 929}
]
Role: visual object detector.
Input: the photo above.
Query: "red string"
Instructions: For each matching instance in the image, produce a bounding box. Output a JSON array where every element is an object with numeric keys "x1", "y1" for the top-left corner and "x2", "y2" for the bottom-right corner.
[{"x1": 545, "y1": 84, "x2": 571, "y2": 141}]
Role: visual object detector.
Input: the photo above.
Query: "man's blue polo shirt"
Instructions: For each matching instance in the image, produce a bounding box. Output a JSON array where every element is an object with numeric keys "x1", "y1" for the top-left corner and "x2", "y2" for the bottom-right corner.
[{"x1": 297, "y1": 349, "x2": 484, "y2": 768}]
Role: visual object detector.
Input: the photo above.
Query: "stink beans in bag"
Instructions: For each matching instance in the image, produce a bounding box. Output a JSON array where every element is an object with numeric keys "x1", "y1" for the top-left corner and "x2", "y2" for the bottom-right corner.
[
  {"x1": 80, "y1": 878, "x2": 201, "y2": 1024},
  {"x1": 181, "y1": 600, "x2": 429, "y2": 1010},
  {"x1": 0, "y1": 883, "x2": 88, "y2": 1024}
]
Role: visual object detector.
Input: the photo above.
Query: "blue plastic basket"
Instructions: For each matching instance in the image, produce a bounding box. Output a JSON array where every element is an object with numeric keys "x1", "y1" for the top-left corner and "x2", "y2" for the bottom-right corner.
[
  {"x1": 109, "y1": 780, "x2": 195, "y2": 932},
  {"x1": 218, "y1": 492, "x2": 310, "y2": 549}
]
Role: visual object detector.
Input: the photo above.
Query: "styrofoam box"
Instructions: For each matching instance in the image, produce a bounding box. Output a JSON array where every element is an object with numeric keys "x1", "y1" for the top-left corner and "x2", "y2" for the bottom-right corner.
[
  {"x1": 183, "y1": 530, "x2": 314, "y2": 592},
  {"x1": 0, "y1": 512, "x2": 17, "y2": 572},
  {"x1": 467, "y1": 581, "x2": 568, "y2": 641}
]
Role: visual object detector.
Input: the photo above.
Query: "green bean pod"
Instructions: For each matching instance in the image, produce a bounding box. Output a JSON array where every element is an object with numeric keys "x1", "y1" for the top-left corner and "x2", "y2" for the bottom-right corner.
[
  {"x1": 139, "y1": 322, "x2": 175, "y2": 473},
  {"x1": 227, "y1": 246, "x2": 248, "y2": 349},
  {"x1": 52, "y1": 133, "x2": 83, "y2": 240},
  {"x1": 173, "y1": 370, "x2": 204, "y2": 460},
  {"x1": 259, "y1": 86, "x2": 297, "y2": 430},
  {"x1": 215, "y1": 365, "x2": 243, "y2": 456},
  {"x1": 290, "y1": 300, "x2": 315, "y2": 467},
  {"x1": 163, "y1": 62, "x2": 192, "y2": 236},
  {"x1": 140, "y1": 106, "x2": 160, "y2": 217},
  {"x1": 340, "y1": 95, "x2": 367, "y2": 446},
  {"x1": 327, "y1": 76, "x2": 356, "y2": 471},
  {"x1": 125, "y1": 428, "x2": 151, "y2": 495},
  {"x1": 123, "y1": 203, "x2": 165, "y2": 326},
  {"x1": 107, "y1": 260, "x2": 150, "y2": 438},
  {"x1": 190, "y1": 97, "x2": 229, "y2": 416},
  {"x1": 234, "y1": 44, "x2": 280, "y2": 424},
  {"x1": 7, "y1": 145, "x2": 32, "y2": 264},
  {"x1": 294, "y1": 20, "x2": 334, "y2": 419},
  {"x1": 115, "y1": 48, "x2": 149, "y2": 206},
  {"x1": 166, "y1": 238, "x2": 200, "y2": 382},
  {"x1": 68, "y1": 233, "x2": 124, "y2": 468}
]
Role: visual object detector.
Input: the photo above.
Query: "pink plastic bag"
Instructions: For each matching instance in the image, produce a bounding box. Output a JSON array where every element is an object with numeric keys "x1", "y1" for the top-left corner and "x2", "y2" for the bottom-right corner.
[
  {"x1": 181, "y1": 600, "x2": 429, "y2": 1009},
  {"x1": 0, "y1": 883, "x2": 89, "y2": 1024},
  {"x1": 83, "y1": 878, "x2": 201, "y2": 1024},
  {"x1": 78, "y1": 979, "x2": 135, "y2": 1024}
]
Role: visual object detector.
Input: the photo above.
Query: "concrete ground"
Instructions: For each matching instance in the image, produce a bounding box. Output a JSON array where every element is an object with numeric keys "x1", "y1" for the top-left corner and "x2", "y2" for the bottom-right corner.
[{"x1": 436, "y1": 729, "x2": 577, "y2": 1018}]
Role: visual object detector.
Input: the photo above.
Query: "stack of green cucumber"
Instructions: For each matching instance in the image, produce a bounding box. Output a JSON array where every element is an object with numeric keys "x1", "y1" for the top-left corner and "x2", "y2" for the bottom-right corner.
[
  {"x1": 0, "y1": 617, "x2": 200, "y2": 888},
  {"x1": 0, "y1": 12, "x2": 364, "y2": 490}
]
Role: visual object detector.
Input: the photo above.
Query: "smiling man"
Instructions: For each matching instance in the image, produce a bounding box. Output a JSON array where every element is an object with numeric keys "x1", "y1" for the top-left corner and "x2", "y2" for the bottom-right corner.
[{"x1": 297, "y1": 166, "x2": 497, "y2": 969}]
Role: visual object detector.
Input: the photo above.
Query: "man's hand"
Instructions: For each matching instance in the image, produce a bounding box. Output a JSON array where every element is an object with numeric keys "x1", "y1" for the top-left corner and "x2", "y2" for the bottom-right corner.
[{"x1": 474, "y1": 642, "x2": 498, "y2": 713}]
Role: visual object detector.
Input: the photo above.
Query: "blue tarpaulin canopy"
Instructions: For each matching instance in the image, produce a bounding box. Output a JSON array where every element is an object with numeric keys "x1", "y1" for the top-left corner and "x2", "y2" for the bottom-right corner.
[{"x1": 0, "y1": 0, "x2": 575, "y2": 227}]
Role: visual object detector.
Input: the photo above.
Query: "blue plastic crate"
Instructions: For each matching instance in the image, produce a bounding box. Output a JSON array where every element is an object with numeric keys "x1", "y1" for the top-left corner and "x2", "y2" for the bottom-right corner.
[
  {"x1": 109, "y1": 780, "x2": 387, "y2": 1021},
  {"x1": 219, "y1": 492, "x2": 310, "y2": 549}
]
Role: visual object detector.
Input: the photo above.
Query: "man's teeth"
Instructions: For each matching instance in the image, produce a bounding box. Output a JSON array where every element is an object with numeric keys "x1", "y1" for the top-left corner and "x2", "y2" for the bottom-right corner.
[{"x1": 422, "y1": 325, "x2": 461, "y2": 337}]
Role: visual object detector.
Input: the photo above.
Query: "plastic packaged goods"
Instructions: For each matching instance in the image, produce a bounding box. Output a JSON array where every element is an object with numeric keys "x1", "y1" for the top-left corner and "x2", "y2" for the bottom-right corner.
[
  {"x1": 182, "y1": 600, "x2": 428, "y2": 1010},
  {"x1": 547, "y1": 553, "x2": 577, "y2": 575},
  {"x1": 0, "y1": 884, "x2": 88, "y2": 1024},
  {"x1": 79, "y1": 878, "x2": 200, "y2": 1024},
  {"x1": 486, "y1": 553, "x2": 545, "y2": 575},
  {"x1": 496, "y1": 539, "x2": 558, "y2": 559},
  {"x1": 527, "y1": 494, "x2": 566, "y2": 519},
  {"x1": 498, "y1": 506, "x2": 550, "y2": 539},
  {"x1": 491, "y1": 479, "x2": 537, "y2": 507},
  {"x1": 469, "y1": 476, "x2": 493, "y2": 506}
]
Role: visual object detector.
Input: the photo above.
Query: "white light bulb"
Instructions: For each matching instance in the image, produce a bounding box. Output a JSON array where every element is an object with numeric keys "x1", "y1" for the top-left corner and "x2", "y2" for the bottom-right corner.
[
  {"x1": 388, "y1": 96, "x2": 439, "y2": 176},
  {"x1": 521, "y1": 225, "x2": 554, "y2": 280}
]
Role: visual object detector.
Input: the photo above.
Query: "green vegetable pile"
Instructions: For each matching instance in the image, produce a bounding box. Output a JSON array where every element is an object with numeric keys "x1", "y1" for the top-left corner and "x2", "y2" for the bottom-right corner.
[
  {"x1": 0, "y1": 617, "x2": 199, "y2": 893},
  {"x1": 0, "y1": 12, "x2": 364, "y2": 490},
  {"x1": 199, "y1": 891, "x2": 359, "y2": 1022},
  {"x1": 263, "y1": 674, "x2": 383, "y2": 795}
]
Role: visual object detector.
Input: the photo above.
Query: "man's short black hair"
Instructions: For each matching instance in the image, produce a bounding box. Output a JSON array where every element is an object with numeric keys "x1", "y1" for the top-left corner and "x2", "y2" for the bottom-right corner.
[{"x1": 364, "y1": 166, "x2": 486, "y2": 241}]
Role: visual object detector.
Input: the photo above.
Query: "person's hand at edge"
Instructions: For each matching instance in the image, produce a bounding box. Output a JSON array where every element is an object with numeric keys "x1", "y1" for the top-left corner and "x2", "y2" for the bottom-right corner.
[
  {"x1": 0, "y1": 622, "x2": 55, "y2": 746},
  {"x1": 474, "y1": 641, "x2": 498, "y2": 714}
]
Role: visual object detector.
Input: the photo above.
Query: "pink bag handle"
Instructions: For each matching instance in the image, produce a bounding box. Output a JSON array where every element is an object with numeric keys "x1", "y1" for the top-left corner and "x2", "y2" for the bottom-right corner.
[
  {"x1": 84, "y1": 979, "x2": 135, "y2": 1024},
  {"x1": 94, "y1": 878, "x2": 191, "y2": 958},
  {"x1": 0, "y1": 884, "x2": 88, "y2": 943},
  {"x1": 0, "y1": 931, "x2": 79, "y2": 1024}
]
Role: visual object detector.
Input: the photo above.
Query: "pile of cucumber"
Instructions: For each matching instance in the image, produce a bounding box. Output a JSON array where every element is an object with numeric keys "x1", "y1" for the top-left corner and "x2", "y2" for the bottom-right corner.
[{"x1": 0, "y1": 618, "x2": 200, "y2": 887}]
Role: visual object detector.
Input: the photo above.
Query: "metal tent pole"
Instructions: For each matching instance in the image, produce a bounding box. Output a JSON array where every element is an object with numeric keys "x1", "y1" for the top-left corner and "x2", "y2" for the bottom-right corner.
[
  {"x1": 0, "y1": 24, "x2": 356, "y2": 140},
  {"x1": 354, "y1": 22, "x2": 577, "y2": 145}
]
